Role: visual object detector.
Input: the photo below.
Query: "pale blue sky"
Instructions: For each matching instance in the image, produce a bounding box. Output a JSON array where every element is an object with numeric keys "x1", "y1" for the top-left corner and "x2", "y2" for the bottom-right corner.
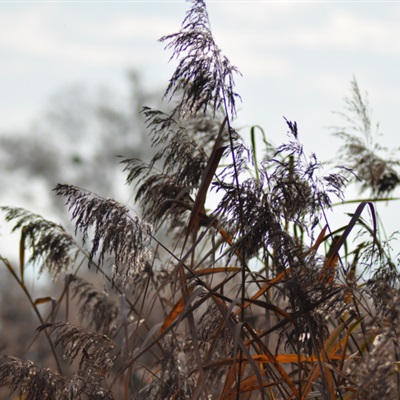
[
  {"x1": 1, "y1": 1, "x2": 399, "y2": 161},
  {"x1": 1, "y1": 1, "x2": 400, "y2": 250}
]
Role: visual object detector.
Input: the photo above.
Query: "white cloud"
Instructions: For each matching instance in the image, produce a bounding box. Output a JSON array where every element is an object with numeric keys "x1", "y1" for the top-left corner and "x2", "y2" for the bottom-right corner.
[
  {"x1": 0, "y1": 5, "x2": 180, "y2": 69},
  {"x1": 92, "y1": 15, "x2": 179, "y2": 39},
  {"x1": 211, "y1": 1, "x2": 307, "y2": 24},
  {"x1": 289, "y1": 11, "x2": 400, "y2": 54},
  {"x1": 2, "y1": 3, "x2": 396, "y2": 83},
  {"x1": 306, "y1": 72, "x2": 350, "y2": 99},
  {"x1": 0, "y1": 6, "x2": 57, "y2": 55},
  {"x1": 201, "y1": 4, "x2": 400, "y2": 86},
  {"x1": 234, "y1": 52, "x2": 292, "y2": 79},
  {"x1": 213, "y1": 4, "x2": 400, "y2": 56},
  {"x1": 0, "y1": 1, "x2": 398, "y2": 143}
]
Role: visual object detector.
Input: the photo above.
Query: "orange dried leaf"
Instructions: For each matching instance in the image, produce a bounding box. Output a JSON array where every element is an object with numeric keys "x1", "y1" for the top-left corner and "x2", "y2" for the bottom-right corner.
[
  {"x1": 34, "y1": 297, "x2": 54, "y2": 306},
  {"x1": 187, "y1": 117, "x2": 227, "y2": 236},
  {"x1": 160, "y1": 287, "x2": 194, "y2": 334},
  {"x1": 194, "y1": 267, "x2": 241, "y2": 276},
  {"x1": 311, "y1": 224, "x2": 328, "y2": 252}
]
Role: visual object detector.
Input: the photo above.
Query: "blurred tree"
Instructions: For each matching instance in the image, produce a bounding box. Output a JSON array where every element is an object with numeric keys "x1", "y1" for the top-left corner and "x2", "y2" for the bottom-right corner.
[
  {"x1": 0, "y1": 71, "x2": 163, "y2": 222},
  {"x1": 0, "y1": 73, "x2": 164, "y2": 384}
]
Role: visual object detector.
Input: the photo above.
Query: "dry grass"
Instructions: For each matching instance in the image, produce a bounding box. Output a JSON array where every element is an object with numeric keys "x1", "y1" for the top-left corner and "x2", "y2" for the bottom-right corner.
[{"x1": 1, "y1": 1, "x2": 400, "y2": 399}]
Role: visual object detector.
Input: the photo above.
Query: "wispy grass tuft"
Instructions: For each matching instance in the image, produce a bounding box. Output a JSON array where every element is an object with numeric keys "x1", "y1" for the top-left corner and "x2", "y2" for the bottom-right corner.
[
  {"x1": 0, "y1": 357, "x2": 77, "y2": 400},
  {"x1": 1, "y1": 206, "x2": 78, "y2": 277},
  {"x1": 0, "y1": 2, "x2": 399, "y2": 400},
  {"x1": 54, "y1": 184, "x2": 152, "y2": 283},
  {"x1": 160, "y1": 0, "x2": 241, "y2": 118},
  {"x1": 332, "y1": 77, "x2": 400, "y2": 196},
  {"x1": 68, "y1": 274, "x2": 121, "y2": 337}
]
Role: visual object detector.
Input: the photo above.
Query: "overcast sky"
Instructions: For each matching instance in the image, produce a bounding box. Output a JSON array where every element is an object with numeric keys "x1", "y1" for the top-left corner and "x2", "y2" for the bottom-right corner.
[
  {"x1": 1, "y1": 1, "x2": 400, "y2": 250},
  {"x1": 1, "y1": 1, "x2": 399, "y2": 158}
]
